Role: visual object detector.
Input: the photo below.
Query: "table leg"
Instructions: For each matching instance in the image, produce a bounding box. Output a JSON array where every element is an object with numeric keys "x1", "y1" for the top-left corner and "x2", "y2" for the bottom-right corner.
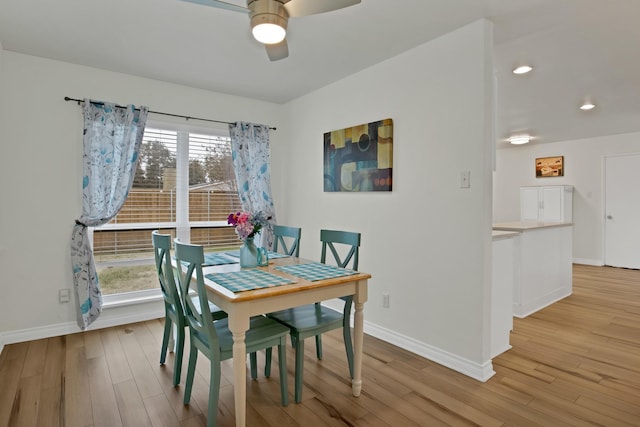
[
  {"x1": 228, "y1": 313, "x2": 249, "y2": 427},
  {"x1": 352, "y1": 300, "x2": 364, "y2": 396}
]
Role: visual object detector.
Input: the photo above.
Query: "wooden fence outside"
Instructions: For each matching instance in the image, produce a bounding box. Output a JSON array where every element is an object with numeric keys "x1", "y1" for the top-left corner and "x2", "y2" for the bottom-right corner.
[
  {"x1": 93, "y1": 189, "x2": 243, "y2": 257},
  {"x1": 109, "y1": 189, "x2": 242, "y2": 223}
]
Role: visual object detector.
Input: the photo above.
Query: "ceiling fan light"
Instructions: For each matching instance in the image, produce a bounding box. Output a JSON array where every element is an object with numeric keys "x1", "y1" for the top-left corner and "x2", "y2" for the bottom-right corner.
[
  {"x1": 250, "y1": 0, "x2": 288, "y2": 44},
  {"x1": 252, "y1": 22, "x2": 286, "y2": 44},
  {"x1": 509, "y1": 135, "x2": 531, "y2": 145}
]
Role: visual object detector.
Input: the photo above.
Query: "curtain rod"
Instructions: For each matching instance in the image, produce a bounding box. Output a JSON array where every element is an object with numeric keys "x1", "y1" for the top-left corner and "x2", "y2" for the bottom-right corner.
[{"x1": 64, "y1": 97, "x2": 276, "y2": 130}]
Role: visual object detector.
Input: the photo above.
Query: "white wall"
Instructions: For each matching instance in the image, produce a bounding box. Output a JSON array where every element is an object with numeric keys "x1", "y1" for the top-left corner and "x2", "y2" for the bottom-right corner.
[
  {"x1": 275, "y1": 20, "x2": 496, "y2": 379},
  {"x1": 0, "y1": 50, "x2": 283, "y2": 337},
  {"x1": 1, "y1": 20, "x2": 497, "y2": 380},
  {"x1": 493, "y1": 131, "x2": 640, "y2": 264}
]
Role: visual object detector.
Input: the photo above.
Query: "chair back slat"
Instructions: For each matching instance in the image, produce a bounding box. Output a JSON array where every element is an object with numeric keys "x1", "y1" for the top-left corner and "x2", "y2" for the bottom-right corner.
[
  {"x1": 174, "y1": 239, "x2": 221, "y2": 352},
  {"x1": 152, "y1": 231, "x2": 182, "y2": 312},
  {"x1": 320, "y1": 229, "x2": 360, "y2": 270},
  {"x1": 321, "y1": 229, "x2": 360, "y2": 306},
  {"x1": 273, "y1": 225, "x2": 302, "y2": 257}
]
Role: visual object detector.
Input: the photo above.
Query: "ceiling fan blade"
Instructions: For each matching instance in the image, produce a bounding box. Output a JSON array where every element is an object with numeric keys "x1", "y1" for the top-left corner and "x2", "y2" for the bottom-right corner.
[
  {"x1": 266, "y1": 39, "x2": 289, "y2": 61},
  {"x1": 179, "y1": 0, "x2": 249, "y2": 14},
  {"x1": 283, "y1": 0, "x2": 360, "y2": 17}
]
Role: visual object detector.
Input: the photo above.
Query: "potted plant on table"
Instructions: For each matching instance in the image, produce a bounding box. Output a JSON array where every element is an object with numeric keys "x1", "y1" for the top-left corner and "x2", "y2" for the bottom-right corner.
[{"x1": 227, "y1": 211, "x2": 271, "y2": 267}]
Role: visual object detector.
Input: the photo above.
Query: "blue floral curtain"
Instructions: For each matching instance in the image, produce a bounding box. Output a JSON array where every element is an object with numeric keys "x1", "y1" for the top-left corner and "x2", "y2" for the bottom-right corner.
[
  {"x1": 229, "y1": 122, "x2": 276, "y2": 249},
  {"x1": 70, "y1": 100, "x2": 148, "y2": 329}
]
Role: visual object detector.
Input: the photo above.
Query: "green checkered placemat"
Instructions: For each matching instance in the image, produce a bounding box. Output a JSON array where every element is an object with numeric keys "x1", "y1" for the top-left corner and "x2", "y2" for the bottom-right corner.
[
  {"x1": 274, "y1": 262, "x2": 357, "y2": 282},
  {"x1": 174, "y1": 253, "x2": 239, "y2": 267},
  {"x1": 267, "y1": 251, "x2": 289, "y2": 259},
  {"x1": 203, "y1": 252, "x2": 239, "y2": 266},
  {"x1": 205, "y1": 269, "x2": 295, "y2": 293}
]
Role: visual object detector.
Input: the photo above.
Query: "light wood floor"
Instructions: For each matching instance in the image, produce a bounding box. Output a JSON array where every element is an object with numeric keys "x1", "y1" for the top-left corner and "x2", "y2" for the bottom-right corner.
[{"x1": 1, "y1": 264, "x2": 639, "y2": 426}]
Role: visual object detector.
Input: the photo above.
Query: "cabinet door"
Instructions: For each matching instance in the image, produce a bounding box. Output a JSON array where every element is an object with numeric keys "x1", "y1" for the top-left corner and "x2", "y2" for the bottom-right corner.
[
  {"x1": 521, "y1": 187, "x2": 541, "y2": 222},
  {"x1": 541, "y1": 186, "x2": 564, "y2": 222}
]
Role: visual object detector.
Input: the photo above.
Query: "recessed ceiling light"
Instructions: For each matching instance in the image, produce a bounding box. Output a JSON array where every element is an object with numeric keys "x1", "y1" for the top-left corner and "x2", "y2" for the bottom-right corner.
[
  {"x1": 509, "y1": 135, "x2": 531, "y2": 145},
  {"x1": 580, "y1": 102, "x2": 596, "y2": 110},
  {"x1": 512, "y1": 65, "x2": 533, "y2": 75}
]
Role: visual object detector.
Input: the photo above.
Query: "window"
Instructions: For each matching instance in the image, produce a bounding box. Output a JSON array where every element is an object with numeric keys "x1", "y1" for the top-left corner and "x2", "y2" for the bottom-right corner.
[{"x1": 93, "y1": 123, "x2": 242, "y2": 297}]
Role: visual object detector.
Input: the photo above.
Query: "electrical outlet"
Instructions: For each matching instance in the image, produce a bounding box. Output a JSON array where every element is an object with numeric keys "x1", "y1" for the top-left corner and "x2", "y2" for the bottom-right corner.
[
  {"x1": 58, "y1": 289, "x2": 70, "y2": 303},
  {"x1": 460, "y1": 170, "x2": 471, "y2": 188},
  {"x1": 382, "y1": 293, "x2": 390, "y2": 308}
]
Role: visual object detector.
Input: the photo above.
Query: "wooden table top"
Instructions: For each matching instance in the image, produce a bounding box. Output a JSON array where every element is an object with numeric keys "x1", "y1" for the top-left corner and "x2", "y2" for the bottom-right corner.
[{"x1": 201, "y1": 256, "x2": 371, "y2": 303}]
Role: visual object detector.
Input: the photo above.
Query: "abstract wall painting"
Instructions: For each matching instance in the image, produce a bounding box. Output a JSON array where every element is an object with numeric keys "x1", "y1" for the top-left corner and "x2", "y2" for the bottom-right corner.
[{"x1": 323, "y1": 118, "x2": 393, "y2": 192}]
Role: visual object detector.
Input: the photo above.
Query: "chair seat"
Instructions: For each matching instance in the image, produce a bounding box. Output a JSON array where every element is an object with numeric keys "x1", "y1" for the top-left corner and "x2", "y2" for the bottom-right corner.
[
  {"x1": 268, "y1": 304, "x2": 343, "y2": 335},
  {"x1": 192, "y1": 316, "x2": 290, "y2": 357},
  {"x1": 166, "y1": 297, "x2": 227, "y2": 331},
  {"x1": 175, "y1": 268, "x2": 227, "y2": 320},
  {"x1": 190, "y1": 296, "x2": 227, "y2": 321}
]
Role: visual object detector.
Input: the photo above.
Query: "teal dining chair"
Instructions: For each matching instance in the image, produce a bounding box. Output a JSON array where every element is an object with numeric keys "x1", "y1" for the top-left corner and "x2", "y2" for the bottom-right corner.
[
  {"x1": 262, "y1": 225, "x2": 302, "y2": 373},
  {"x1": 272, "y1": 224, "x2": 302, "y2": 257},
  {"x1": 174, "y1": 239, "x2": 290, "y2": 426},
  {"x1": 266, "y1": 229, "x2": 360, "y2": 403},
  {"x1": 153, "y1": 230, "x2": 228, "y2": 387}
]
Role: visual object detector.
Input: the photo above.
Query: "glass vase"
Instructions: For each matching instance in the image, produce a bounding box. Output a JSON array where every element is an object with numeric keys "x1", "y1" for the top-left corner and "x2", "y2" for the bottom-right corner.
[{"x1": 239, "y1": 237, "x2": 259, "y2": 268}]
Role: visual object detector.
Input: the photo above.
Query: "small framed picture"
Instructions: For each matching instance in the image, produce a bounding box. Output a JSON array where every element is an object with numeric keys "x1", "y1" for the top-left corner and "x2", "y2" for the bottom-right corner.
[{"x1": 536, "y1": 156, "x2": 564, "y2": 177}]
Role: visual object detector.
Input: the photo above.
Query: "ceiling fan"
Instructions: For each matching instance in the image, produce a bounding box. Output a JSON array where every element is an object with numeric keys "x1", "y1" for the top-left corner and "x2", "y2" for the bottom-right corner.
[{"x1": 180, "y1": 0, "x2": 361, "y2": 61}]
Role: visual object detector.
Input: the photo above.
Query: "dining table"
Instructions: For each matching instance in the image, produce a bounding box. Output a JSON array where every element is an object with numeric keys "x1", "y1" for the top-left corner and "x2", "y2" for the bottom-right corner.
[{"x1": 190, "y1": 250, "x2": 371, "y2": 427}]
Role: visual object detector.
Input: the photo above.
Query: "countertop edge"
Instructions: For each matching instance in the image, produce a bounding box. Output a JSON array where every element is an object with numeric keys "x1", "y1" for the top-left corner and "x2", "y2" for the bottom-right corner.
[{"x1": 493, "y1": 221, "x2": 573, "y2": 231}]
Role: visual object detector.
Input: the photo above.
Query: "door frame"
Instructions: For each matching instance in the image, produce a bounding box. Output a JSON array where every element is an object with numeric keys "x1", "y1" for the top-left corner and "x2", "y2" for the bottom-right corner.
[{"x1": 602, "y1": 152, "x2": 640, "y2": 268}]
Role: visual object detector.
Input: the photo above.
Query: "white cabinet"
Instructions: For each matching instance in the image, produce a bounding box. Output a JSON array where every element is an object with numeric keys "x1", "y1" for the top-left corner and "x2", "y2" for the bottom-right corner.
[
  {"x1": 521, "y1": 185, "x2": 573, "y2": 223},
  {"x1": 493, "y1": 223, "x2": 573, "y2": 318}
]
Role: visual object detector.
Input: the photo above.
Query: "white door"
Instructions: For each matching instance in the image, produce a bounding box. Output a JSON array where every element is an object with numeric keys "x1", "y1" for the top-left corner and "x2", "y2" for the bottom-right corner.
[{"x1": 604, "y1": 154, "x2": 640, "y2": 269}]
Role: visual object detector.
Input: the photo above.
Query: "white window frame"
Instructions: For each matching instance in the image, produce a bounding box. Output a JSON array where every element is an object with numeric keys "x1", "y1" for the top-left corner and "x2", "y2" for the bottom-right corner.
[{"x1": 98, "y1": 119, "x2": 235, "y2": 307}]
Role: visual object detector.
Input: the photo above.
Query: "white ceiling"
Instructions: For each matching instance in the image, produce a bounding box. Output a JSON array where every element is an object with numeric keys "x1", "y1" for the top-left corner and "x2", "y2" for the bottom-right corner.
[{"x1": 1, "y1": 0, "x2": 639, "y2": 148}]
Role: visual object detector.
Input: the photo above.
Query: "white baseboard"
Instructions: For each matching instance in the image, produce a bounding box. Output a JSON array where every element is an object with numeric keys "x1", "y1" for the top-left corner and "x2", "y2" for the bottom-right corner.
[
  {"x1": 0, "y1": 301, "x2": 164, "y2": 355},
  {"x1": 364, "y1": 321, "x2": 495, "y2": 382},
  {"x1": 2, "y1": 302, "x2": 495, "y2": 384},
  {"x1": 513, "y1": 288, "x2": 572, "y2": 318},
  {"x1": 573, "y1": 258, "x2": 603, "y2": 266}
]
